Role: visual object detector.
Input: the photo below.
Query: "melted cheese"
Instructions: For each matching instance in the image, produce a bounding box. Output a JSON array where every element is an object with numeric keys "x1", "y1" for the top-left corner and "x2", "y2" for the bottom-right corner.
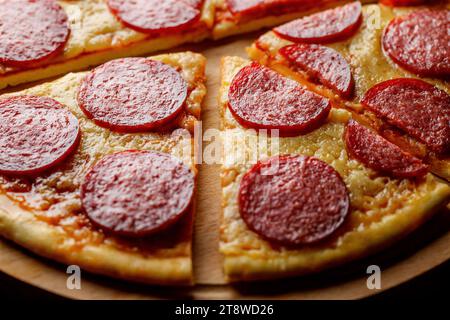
[
  {"x1": 219, "y1": 56, "x2": 450, "y2": 279},
  {"x1": 0, "y1": 52, "x2": 206, "y2": 256}
]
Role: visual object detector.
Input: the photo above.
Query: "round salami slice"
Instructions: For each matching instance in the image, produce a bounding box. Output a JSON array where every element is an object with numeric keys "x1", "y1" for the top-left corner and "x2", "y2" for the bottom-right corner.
[
  {"x1": 106, "y1": 0, "x2": 201, "y2": 35},
  {"x1": 279, "y1": 43, "x2": 354, "y2": 98},
  {"x1": 81, "y1": 151, "x2": 194, "y2": 237},
  {"x1": 382, "y1": 10, "x2": 450, "y2": 77},
  {"x1": 274, "y1": 2, "x2": 362, "y2": 43},
  {"x1": 228, "y1": 62, "x2": 331, "y2": 136},
  {"x1": 0, "y1": 96, "x2": 80, "y2": 175},
  {"x1": 362, "y1": 78, "x2": 450, "y2": 155},
  {"x1": 0, "y1": 0, "x2": 70, "y2": 68},
  {"x1": 239, "y1": 155, "x2": 350, "y2": 246},
  {"x1": 345, "y1": 120, "x2": 428, "y2": 177},
  {"x1": 78, "y1": 58, "x2": 188, "y2": 133}
]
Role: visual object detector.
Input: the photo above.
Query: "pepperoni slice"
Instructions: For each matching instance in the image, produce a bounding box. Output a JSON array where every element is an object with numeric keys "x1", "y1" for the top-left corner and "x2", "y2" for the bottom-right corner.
[
  {"x1": 239, "y1": 155, "x2": 350, "y2": 246},
  {"x1": 0, "y1": 0, "x2": 70, "y2": 68},
  {"x1": 0, "y1": 96, "x2": 80, "y2": 176},
  {"x1": 274, "y1": 2, "x2": 362, "y2": 43},
  {"x1": 382, "y1": 10, "x2": 450, "y2": 77},
  {"x1": 345, "y1": 120, "x2": 428, "y2": 178},
  {"x1": 228, "y1": 62, "x2": 331, "y2": 136},
  {"x1": 81, "y1": 151, "x2": 194, "y2": 237},
  {"x1": 279, "y1": 43, "x2": 354, "y2": 98},
  {"x1": 362, "y1": 78, "x2": 450, "y2": 155},
  {"x1": 106, "y1": 0, "x2": 201, "y2": 35},
  {"x1": 78, "y1": 58, "x2": 188, "y2": 133}
]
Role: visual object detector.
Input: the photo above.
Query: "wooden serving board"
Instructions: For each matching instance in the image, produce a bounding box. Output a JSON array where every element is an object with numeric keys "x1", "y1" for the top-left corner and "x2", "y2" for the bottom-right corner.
[{"x1": 0, "y1": 33, "x2": 449, "y2": 299}]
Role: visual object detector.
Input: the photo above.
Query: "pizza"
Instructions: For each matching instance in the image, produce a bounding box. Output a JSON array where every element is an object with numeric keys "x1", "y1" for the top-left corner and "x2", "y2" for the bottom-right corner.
[
  {"x1": 0, "y1": 51, "x2": 206, "y2": 285},
  {"x1": 0, "y1": 0, "x2": 214, "y2": 90},
  {"x1": 212, "y1": 0, "x2": 365, "y2": 39},
  {"x1": 0, "y1": 0, "x2": 449, "y2": 287},
  {"x1": 0, "y1": 0, "x2": 379, "y2": 90},
  {"x1": 248, "y1": 1, "x2": 450, "y2": 181},
  {"x1": 219, "y1": 56, "x2": 449, "y2": 281}
]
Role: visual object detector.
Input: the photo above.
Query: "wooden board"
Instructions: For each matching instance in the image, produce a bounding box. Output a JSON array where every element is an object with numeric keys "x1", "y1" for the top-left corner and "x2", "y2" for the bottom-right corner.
[{"x1": 0, "y1": 33, "x2": 449, "y2": 299}]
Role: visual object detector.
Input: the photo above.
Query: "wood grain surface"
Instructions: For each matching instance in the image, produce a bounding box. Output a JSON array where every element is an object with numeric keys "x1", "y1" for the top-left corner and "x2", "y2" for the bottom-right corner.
[{"x1": 0, "y1": 33, "x2": 449, "y2": 299}]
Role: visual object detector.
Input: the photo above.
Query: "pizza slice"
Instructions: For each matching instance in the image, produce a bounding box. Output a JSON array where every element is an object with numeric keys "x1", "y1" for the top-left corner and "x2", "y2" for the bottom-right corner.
[
  {"x1": 212, "y1": 0, "x2": 377, "y2": 39},
  {"x1": 248, "y1": 2, "x2": 450, "y2": 181},
  {"x1": 219, "y1": 56, "x2": 450, "y2": 281},
  {"x1": 0, "y1": 0, "x2": 214, "y2": 90},
  {"x1": 0, "y1": 51, "x2": 206, "y2": 285}
]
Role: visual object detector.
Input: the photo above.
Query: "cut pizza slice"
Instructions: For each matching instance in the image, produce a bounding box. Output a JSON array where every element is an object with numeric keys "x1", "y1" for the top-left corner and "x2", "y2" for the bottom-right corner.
[
  {"x1": 219, "y1": 56, "x2": 450, "y2": 281},
  {"x1": 248, "y1": 2, "x2": 450, "y2": 180},
  {"x1": 0, "y1": 0, "x2": 214, "y2": 90},
  {"x1": 213, "y1": 0, "x2": 379, "y2": 39},
  {"x1": 0, "y1": 52, "x2": 206, "y2": 285}
]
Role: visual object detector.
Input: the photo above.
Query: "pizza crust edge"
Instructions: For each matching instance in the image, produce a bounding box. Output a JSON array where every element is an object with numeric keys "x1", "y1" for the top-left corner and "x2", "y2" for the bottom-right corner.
[{"x1": 0, "y1": 195, "x2": 193, "y2": 285}]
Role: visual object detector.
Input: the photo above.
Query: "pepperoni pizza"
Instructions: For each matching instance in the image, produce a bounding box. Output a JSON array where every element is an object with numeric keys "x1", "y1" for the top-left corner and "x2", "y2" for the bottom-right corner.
[
  {"x1": 219, "y1": 56, "x2": 450, "y2": 281},
  {"x1": 0, "y1": 0, "x2": 214, "y2": 90},
  {"x1": 0, "y1": 52, "x2": 206, "y2": 285},
  {"x1": 0, "y1": 0, "x2": 381, "y2": 90},
  {"x1": 248, "y1": 1, "x2": 450, "y2": 182},
  {"x1": 212, "y1": 0, "x2": 367, "y2": 39},
  {"x1": 0, "y1": 0, "x2": 449, "y2": 286}
]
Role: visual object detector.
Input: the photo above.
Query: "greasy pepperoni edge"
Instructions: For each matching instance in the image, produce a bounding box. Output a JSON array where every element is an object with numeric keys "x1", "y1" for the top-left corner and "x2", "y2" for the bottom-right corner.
[
  {"x1": 228, "y1": 62, "x2": 331, "y2": 136},
  {"x1": 239, "y1": 155, "x2": 350, "y2": 246},
  {"x1": 344, "y1": 120, "x2": 428, "y2": 178},
  {"x1": 273, "y1": 2, "x2": 362, "y2": 43},
  {"x1": 0, "y1": 95, "x2": 80, "y2": 176}
]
